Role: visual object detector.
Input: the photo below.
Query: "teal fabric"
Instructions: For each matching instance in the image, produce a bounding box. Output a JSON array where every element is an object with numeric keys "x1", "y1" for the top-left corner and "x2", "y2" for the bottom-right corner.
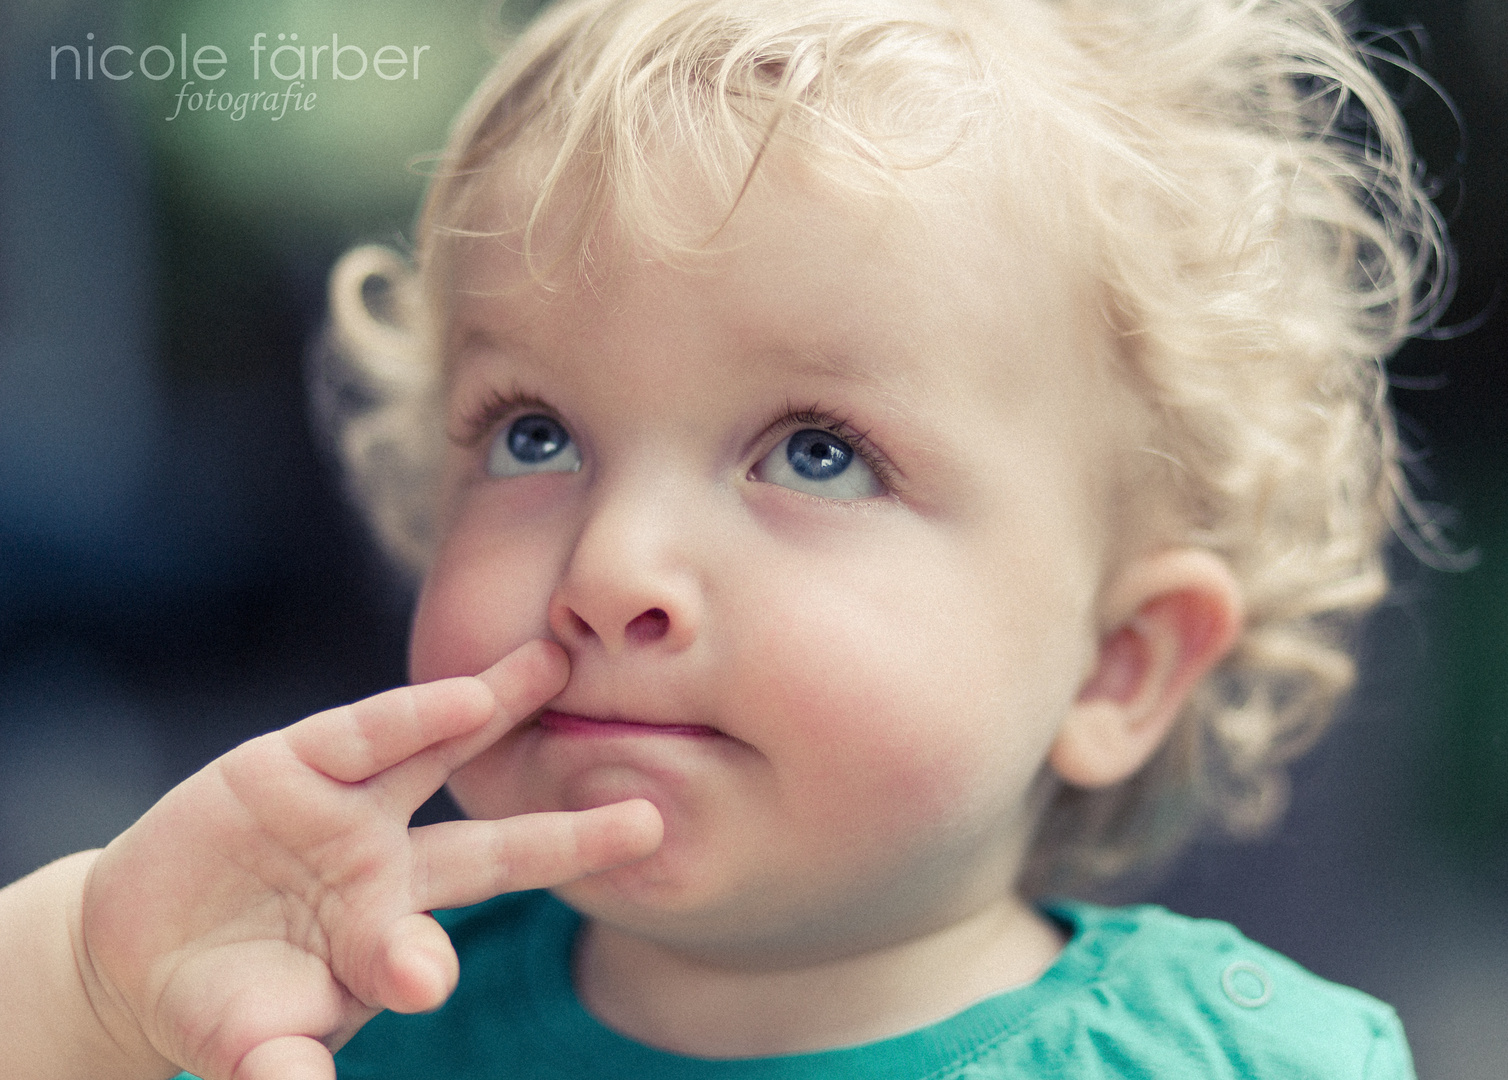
[{"x1": 322, "y1": 892, "x2": 1414, "y2": 1079}]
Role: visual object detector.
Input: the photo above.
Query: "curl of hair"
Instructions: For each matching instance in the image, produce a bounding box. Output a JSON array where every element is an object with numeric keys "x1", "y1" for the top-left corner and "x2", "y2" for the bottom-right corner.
[{"x1": 321, "y1": 0, "x2": 1451, "y2": 895}]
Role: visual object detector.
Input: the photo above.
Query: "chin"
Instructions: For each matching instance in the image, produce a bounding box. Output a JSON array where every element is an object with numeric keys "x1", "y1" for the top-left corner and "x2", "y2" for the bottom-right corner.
[
  {"x1": 552, "y1": 861, "x2": 896, "y2": 969},
  {"x1": 556, "y1": 841, "x2": 725, "y2": 918}
]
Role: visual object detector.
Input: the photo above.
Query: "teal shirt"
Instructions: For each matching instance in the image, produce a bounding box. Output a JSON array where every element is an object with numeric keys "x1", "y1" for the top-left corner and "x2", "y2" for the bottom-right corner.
[{"x1": 318, "y1": 892, "x2": 1414, "y2": 1079}]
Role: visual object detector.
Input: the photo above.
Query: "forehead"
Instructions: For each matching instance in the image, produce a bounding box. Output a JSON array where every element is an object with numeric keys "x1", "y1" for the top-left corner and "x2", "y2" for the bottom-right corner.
[{"x1": 445, "y1": 150, "x2": 1097, "y2": 407}]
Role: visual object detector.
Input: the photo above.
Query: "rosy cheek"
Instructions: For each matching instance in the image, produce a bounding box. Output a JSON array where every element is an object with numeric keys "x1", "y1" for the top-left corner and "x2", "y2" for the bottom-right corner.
[
  {"x1": 747, "y1": 629, "x2": 969, "y2": 818},
  {"x1": 741, "y1": 553, "x2": 1039, "y2": 828},
  {"x1": 408, "y1": 535, "x2": 556, "y2": 683}
]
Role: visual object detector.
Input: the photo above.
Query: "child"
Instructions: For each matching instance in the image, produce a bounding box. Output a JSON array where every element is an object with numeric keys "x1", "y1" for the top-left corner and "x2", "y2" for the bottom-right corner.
[{"x1": 0, "y1": 0, "x2": 1447, "y2": 1076}]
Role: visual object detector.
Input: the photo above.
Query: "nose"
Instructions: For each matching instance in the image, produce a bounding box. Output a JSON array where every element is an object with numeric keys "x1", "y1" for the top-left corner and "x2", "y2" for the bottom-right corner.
[{"x1": 548, "y1": 482, "x2": 702, "y2": 655}]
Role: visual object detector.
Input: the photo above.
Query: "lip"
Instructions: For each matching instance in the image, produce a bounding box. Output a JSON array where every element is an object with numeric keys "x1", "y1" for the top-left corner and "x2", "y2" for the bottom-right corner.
[{"x1": 536, "y1": 709, "x2": 722, "y2": 738}]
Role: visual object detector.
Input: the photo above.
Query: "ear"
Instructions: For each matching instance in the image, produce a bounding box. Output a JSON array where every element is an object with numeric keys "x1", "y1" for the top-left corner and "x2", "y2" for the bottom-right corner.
[{"x1": 1049, "y1": 548, "x2": 1243, "y2": 789}]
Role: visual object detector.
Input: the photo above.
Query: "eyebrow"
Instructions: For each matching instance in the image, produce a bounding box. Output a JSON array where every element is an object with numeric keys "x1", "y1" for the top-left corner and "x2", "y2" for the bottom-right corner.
[
  {"x1": 772, "y1": 344, "x2": 903, "y2": 393},
  {"x1": 788, "y1": 349, "x2": 877, "y2": 382},
  {"x1": 454, "y1": 317, "x2": 904, "y2": 383}
]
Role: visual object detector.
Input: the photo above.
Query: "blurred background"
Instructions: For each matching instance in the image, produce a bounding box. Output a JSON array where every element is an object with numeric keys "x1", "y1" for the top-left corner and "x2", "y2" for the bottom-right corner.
[{"x1": 0, "y1": 0, "x2": 1503, "y2": 1076}]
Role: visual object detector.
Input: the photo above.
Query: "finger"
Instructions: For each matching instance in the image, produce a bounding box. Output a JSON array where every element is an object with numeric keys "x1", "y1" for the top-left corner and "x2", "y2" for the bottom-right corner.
[
  {"x1": 369, "y1": 640, "x2": 571, "y2": 810},
  {"x1": 414, "y1": 799, "x2": 665, "y2": 912},
  {"x1": 370, "y1": 912, "x2": 460, "y2": 1014},
  {"x1": 285, "y1": 677, "x2": 496, "y2": 784},
  {"x1": 474, "y1": 638, "x2": 571, "y2": 722},
  {"x1": 233, "y1": 1035, "x2": 334, "y2": 1080}
]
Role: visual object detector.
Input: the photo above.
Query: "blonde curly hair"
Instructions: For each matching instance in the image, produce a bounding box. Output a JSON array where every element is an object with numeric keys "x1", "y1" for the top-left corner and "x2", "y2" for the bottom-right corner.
[{"x1": 318, "y1": 0, "x2": 1450, "y2": 895}]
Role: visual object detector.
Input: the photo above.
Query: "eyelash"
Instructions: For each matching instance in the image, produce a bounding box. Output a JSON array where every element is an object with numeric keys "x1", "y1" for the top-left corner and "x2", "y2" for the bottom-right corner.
[
  {"x1": 452, "y1": 389, "x2": 552, "y2": 449},
  {"x1": 762, "y1": 405, "x2": 898, "y2": 494},
  {"x1": 453, "y1": 392, "x2": 897, "y2": 493}
]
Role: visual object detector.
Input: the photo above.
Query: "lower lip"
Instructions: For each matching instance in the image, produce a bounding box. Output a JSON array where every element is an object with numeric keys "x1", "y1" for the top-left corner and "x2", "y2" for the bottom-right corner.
[{"x1": 537, "y1": 710, "x2": 721, "y2": 738}]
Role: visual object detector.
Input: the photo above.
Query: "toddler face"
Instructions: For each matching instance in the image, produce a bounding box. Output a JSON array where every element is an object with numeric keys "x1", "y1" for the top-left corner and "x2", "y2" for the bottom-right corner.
[{"x1": 409, "y1": 158, "x2": 1125, "y2": 959}]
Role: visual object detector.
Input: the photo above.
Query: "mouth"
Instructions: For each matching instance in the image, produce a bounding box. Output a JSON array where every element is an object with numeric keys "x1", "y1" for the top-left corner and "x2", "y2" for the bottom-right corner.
[{"x1": 536, "y1": 709, "x2": 722, "y2": 739}]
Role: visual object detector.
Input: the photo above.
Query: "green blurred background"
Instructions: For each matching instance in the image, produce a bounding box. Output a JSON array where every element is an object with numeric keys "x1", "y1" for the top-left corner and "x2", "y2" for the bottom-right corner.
[{"x1": 1, "y1": 0, "x2": 1504, "y2": 1076}]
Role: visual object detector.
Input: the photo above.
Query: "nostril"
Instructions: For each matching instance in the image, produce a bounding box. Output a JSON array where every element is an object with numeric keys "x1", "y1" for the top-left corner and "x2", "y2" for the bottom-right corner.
[
  {"x1": 625, "y1": 608, "x2": 670, "y2": 643},
  {"x1": 570, "y1": 610, "x2": 595, "y2": 638}
]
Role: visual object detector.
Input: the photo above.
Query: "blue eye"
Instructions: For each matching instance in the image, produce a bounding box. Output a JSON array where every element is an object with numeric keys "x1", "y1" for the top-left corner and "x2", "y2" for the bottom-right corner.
[
  {"x1": 754, "y1": 428, "x2": 884, "y2": 499},
  {"x1": 487, "y1": 414, "x2": 582, "y2": 477}
]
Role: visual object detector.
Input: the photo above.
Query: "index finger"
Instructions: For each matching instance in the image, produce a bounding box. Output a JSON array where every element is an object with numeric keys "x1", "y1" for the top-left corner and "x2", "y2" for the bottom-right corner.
[{"x1": 284, "y1": 640, "x2": 567, "y2": 787}]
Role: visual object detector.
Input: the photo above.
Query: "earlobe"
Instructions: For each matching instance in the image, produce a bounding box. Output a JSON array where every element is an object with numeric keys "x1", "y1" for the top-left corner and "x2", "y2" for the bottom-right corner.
[{"x1": 1050, "y1": 549, "x2": 1242, "y2": 789}]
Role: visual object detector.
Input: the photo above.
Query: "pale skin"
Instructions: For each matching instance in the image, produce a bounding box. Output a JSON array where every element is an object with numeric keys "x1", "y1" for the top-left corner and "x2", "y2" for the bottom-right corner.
[
  {"x1": 0, "y1": 644, "x2": 663, "y2": 1080},
  {"x1": 0, "y1": 156, "x2": 1241, "y2": 1079}
]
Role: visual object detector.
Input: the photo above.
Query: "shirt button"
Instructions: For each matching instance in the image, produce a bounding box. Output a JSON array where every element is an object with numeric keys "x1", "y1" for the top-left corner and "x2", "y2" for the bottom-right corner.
[{"x1": 1222, "y1": 960, "x2": 1273, "y2": 1008}]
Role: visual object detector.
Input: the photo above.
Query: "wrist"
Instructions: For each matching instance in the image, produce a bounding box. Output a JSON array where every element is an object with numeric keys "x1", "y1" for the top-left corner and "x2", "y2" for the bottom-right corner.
[
  {"x1": 75, "y1": 850, "x2": 185, "y2": 1080},
  {"x1": 0, "y1": 850, "x2": 179, "y2": 1080}
]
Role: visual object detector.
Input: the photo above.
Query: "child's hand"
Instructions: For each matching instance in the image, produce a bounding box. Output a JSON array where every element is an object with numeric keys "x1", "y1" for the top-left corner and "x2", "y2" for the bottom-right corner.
[{"x1": 72, "y1": 639, "x2": 662, "y2": 1080}]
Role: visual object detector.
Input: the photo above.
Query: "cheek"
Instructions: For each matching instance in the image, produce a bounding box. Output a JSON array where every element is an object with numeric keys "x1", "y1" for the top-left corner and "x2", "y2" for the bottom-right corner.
[
  {"x1": 445, "y1": 737, "x2": 541, "y2": 822},
  {"x1": 732, "y1": 547, "x2": 1059, "y2": 831},
  {"x1": 408, "y1": 523, "x2": 560, "y2": 683}
]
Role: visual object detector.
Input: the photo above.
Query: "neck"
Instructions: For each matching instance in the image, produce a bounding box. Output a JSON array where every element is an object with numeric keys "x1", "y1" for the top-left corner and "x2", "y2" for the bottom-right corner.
[{"x1": 573, "y1": 896, "x2": 1064, "y2": 1058}]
